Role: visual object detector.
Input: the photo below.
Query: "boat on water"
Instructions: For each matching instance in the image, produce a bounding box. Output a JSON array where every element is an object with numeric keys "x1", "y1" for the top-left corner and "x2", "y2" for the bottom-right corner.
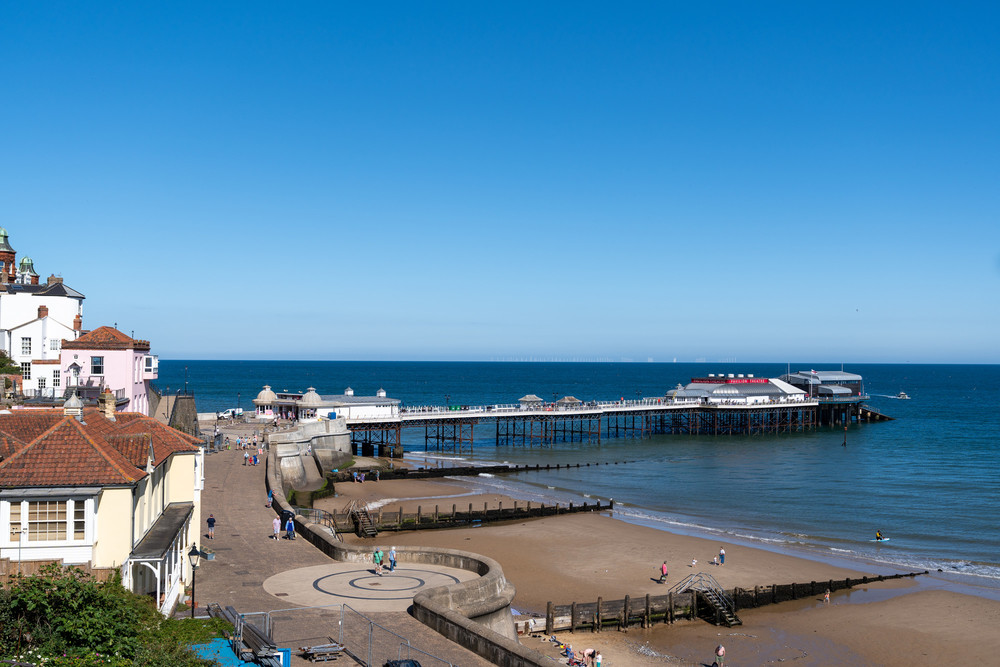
[{"x1": 895, "y1": 391, "x2": 911, "y2": 400}]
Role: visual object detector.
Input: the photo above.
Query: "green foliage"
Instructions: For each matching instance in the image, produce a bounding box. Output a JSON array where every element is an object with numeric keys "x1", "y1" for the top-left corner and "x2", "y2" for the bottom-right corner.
[
  {"x1": 0, "y1": 565, "x2": 223, "y2": 666},
  {"x1": 0, "y1": 350, "x2": 20, "y2": 376}
]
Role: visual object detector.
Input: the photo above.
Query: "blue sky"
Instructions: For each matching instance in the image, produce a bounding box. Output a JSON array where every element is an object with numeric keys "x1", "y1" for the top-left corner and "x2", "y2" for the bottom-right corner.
[{"x1": 2, "y1": 2, "x2": 998, "y2": 362}]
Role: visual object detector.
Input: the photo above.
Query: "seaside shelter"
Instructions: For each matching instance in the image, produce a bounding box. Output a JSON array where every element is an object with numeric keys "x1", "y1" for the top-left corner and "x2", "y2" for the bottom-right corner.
[
  {"x1": 518, "y1": 394, "x2": 544, "y2": 408},
  {"x1": 0, "y1": 393, "x2": 205, "y2": 615}
]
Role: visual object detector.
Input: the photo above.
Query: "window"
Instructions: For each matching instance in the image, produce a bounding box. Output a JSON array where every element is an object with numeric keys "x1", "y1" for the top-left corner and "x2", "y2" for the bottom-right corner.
[
  {"x1": 27, "y1": 501, "x2": 67, "y2": 541},
  {"x1": 21, "y1": 337, "x2": 31, "y2": 355},
  {"x1": 20, "y1": 362, "x2": 30, "y2": 380},
  {"x1": 91, "y1": 356, "x2": 104, "y2": 375},
  {"x1": 9, "y1": 500, "x2": 87, "y2": 542},
  {"x1": 38, "y1": 377, "x2": 46, "y2": 390},
  {"x1": 74, "y1": 504, "x2": 86, "y2": 540},
  {"x1": 50, "y1": 339, "x2": 60, "y2": 351},
  {"x1": 53, "y1": 369, "x2": 61, "y2": 387}
]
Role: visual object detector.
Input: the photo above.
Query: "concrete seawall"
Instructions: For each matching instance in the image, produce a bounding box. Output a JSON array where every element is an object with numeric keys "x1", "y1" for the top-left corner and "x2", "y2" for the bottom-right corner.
[{"x1": 265, "y1": 448, "x2": 552, "y2": 667}]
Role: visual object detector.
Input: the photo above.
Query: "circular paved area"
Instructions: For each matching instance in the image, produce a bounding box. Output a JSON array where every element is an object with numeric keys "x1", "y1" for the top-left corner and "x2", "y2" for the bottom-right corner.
[{"x1": 263, "y1": 563, "x2": 479, "y2": 611}]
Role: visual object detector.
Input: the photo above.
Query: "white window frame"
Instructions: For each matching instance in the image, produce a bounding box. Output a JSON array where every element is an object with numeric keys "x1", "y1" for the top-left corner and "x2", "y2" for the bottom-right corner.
[
  {"x1": 20, "y1": 362, "x2": 31, "y2": 380},
  {"x1": 91, "y1": 356, "x2": 104, "y2": 375},
  {"x1": 7, "y1": 498, "x2": 91, "y2": 544},
  {"x1": 53, "y1": 369, "x2": 61, "y2": 387},
  {"x1": 50, "y1": 339, "x2": 61, "y2": 351},
  {"x1": 21, "y1": 337, "x2": 31, "y2": 355}
]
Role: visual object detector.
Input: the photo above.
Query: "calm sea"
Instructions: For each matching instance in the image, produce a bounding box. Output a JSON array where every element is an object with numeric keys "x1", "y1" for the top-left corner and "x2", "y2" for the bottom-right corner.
[{"x1": 159, "y1": 361, "x2": 1000, "y2": 595}]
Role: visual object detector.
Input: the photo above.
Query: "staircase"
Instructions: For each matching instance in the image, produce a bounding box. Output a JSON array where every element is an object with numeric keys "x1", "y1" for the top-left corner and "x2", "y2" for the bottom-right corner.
[
  {"x1": 667, "y1": 572, "x2": 742, "y2": 626},
  {"x1": 345, "y1": 499, "x2": 378, "y2": 538}
]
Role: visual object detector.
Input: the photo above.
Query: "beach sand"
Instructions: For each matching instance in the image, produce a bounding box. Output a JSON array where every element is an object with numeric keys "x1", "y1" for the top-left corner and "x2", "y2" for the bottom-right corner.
[{"x1": 319, "y1": 477, "x2": 1000, "y2": 665}]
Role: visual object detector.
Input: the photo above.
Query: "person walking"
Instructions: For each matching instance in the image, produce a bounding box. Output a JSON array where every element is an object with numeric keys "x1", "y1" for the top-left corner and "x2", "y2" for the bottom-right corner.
[
  {"x1": 206, "y1": 514, "x2": 216, "y2": 540},
  {"x1": 713, "y1": 644, "x2": 725, "y2": 666},
  {"x1": 373, "y1": 548, "x2": 383, "y2": 575},
  {"x1": 388, "y1": 547, "x2": 397, "y2": 572},
  {"x1": 266, "y1": 489, "x2": 273, "y2": 508},
  {"x1": 285, "y1": 517, "x2": 295, "y2": 540},
  {"x1": 719, "y1": 547, "x2": 726, "y2": 566},
  {"x1": 659, "y1": 561, "x2": 669, "y2": 583},
  {"x1": 272, "y1": 516, "x2": 280, "y2": 540}
]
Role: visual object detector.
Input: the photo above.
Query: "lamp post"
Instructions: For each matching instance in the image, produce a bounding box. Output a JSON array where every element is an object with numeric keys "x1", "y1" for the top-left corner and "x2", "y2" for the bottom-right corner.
[
  {"x1": 237, "y1": 392, "x2": 241, "y2": 411},
  {"x1": 10, "y1": 526, "x2": 26, "y2": 575},
  {"x1": 445, "y1": 394, "x2": 450, "y2": 408},
  {"x1": 636, "y1": 389, "x2": 643, "y2": 403},
  {"x1": 188, "y1": 544, "x2": 201, "y2": 618}
]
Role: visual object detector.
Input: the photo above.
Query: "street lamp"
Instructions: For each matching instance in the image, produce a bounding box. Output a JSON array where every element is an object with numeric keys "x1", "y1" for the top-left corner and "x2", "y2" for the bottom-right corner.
[
  {"x1": 237, "y1": 392, "x2": 241, "y2": 410},
  {"x1": 445, "y1": 394, "x2": 450, "y2": 407},
  {"x1": 10, "y1": 526, "x2": 26, "y2": 575},
  {"x1": 636, "y1": 389, "x2": 643, "y2": 403},
  {"x1": 188, "y1": 544, "x2": 201, "y2": 618}
]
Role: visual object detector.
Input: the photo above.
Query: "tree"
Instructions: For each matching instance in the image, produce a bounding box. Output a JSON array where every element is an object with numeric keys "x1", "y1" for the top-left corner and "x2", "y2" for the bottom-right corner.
[{"x1": 0, "y1": 565, "x2": 224, "y2": 666}]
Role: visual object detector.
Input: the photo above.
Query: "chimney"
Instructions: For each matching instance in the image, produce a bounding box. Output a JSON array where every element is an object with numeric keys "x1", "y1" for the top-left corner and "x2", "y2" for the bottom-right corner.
[
  {"x1": 73, "y1": 314, "x2": 82, "y2": 332},
  {"x1": 0, "y1": 271, "x2": 7, "y2": 285},
  {"x1": 31, "y1": 274, "x2": 39, "y2": 285},
  {"x1": 98, "y1": 388, "x2": 117, "y2": 421},
  {"x1": 38, "y1": 305, "x2": 49, "y2": 319},
  {"x1": 47, "y1": 274, "x2": 63, "y2": 285}
]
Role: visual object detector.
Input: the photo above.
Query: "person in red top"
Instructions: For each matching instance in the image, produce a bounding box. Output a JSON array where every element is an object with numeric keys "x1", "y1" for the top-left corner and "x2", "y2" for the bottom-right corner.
[{"x1": 659, "y1": 561, "x2": 668, "y2": 583}]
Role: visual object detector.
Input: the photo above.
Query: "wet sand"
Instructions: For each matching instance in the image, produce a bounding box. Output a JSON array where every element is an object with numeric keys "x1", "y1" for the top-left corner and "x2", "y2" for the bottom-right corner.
[{"x1": 319, "y1": 477, "x2": 1000, "y2": 666}]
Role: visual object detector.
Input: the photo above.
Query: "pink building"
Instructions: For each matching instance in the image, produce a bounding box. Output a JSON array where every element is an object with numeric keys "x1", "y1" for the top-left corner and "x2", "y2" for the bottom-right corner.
[{"x1": 59, "y1": 326, "x2": 159, "y2": 415}]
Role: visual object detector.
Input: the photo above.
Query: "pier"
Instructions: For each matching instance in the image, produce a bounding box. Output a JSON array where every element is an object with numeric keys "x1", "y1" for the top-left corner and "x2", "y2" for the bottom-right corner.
[
  {"x1": 249, "y1": 371, "x2": 885, "y2": 457},
  {"x1": 346, "y1": 399, "x2": 821, "y2": 456}
]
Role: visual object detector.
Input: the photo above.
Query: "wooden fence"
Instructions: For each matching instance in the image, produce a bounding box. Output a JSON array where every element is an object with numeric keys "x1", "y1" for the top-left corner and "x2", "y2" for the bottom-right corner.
[
  {"x1": 0, "y1": 558, "x2": 117, "y2": 586},
  {"x1": 543, "y1": 570, "x2": 928, "y2": 633}
]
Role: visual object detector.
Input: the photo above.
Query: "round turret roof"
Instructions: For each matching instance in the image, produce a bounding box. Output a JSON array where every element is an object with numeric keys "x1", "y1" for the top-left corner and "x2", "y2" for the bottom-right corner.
[
  {"x1": 19, "y1": 256, "x2": 38, "y2": 275},
  {"x1": 254, "y1": 384, "x2": 277, "y2": 404},
  {"x1": 300, "y1": 387, "x2": 323, "y2": 407}
]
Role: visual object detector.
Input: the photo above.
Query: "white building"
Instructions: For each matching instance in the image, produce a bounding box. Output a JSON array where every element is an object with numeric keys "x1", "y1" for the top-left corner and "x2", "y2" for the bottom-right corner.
[
  {"x1": 253, "y1": 385, "x2": 400, "y2": 421},
  {"x1": 669, "y1": 374, "x2": 809, "y2": 406},
  {"x1": 0, "y1": 227, "x2": 85, "y2": 396}
]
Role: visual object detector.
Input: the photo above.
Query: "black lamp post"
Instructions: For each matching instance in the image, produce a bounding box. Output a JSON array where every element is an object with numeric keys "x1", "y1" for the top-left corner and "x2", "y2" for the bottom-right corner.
[
  {"x1": 636, "y1": 389, "x2": 642, "y2": 402},
  {"x1": 188, "y1": 544, "x2": 201, "y2": 618}
]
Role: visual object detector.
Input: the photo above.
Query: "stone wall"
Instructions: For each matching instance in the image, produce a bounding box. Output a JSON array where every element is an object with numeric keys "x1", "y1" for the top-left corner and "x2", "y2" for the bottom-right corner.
[{"x1": 265, "y1": 449, "x2": 551, "y2": 667}]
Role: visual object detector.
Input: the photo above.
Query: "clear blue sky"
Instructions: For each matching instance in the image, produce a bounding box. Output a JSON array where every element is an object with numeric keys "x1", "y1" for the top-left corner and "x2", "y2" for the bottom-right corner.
[{"x1": 2, "y1": 2, "x2": 998, "y2": 363}]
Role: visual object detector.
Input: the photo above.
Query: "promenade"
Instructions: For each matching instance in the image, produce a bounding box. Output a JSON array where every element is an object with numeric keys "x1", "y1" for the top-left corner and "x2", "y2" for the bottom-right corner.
[{"x1": 194, "y1": 434, "x2": 494, "y2": 666}]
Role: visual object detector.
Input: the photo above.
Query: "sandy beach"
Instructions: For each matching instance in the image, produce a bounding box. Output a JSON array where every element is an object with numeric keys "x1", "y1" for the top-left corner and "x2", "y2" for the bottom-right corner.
[{"x1": 320, "y1": 476, "x2": 1000, "y2": 666}]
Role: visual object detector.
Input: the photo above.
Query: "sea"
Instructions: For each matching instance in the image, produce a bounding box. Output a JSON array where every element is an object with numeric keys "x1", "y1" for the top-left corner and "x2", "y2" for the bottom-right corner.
[{"x1": 159, "y1": 361, "x2": 1000, "y2": 599}]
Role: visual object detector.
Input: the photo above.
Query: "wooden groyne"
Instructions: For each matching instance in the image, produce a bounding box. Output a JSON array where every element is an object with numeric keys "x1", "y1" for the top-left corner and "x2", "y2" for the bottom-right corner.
[
  {"x1": 541, "y1": 570, "x2": 928, "y2": 633},
  {"x1": 327, "y1": 460, "x2": 639, "y2": 484}
]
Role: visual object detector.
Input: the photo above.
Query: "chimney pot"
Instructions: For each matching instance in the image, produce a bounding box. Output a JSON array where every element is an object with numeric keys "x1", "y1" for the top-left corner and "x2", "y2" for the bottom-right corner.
[{"x1": 38, "y1": 305, "x2": 49, "y2": 318}]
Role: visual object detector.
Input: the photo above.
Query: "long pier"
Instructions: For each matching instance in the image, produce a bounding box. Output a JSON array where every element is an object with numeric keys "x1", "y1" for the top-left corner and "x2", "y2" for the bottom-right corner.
[{"x1": 346, "y1": 398, "x2": 834, "y2": 456}]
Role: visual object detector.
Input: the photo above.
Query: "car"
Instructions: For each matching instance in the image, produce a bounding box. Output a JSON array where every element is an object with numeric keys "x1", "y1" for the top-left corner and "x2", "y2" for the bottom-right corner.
[{"x1": 217, "y1": 408, "x2": 243, "y2": 420}]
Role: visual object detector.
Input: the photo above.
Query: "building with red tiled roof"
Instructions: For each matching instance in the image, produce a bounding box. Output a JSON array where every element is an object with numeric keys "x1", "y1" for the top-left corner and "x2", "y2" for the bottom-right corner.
[
  {"x1": 0, "y1": 393, "x2": 204, "y2": 615},
  {"x1": 59, "y1": 325, "x2": 158, "y2": 415}
]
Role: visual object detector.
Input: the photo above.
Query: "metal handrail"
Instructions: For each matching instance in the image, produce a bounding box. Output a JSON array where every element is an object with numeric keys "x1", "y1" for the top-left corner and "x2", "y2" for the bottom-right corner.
[
  {"x1": 667, "y1": 571, "x2": 737, "y2": 613},
  {"x1": 294, "y1": 506, "x2": 343, "y2": 542}
]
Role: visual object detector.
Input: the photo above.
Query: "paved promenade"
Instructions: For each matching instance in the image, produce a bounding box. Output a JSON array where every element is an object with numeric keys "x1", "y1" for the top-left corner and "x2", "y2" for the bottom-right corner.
[{"x1": 195, "y1": 439, "x2": 494, "y2": 666}]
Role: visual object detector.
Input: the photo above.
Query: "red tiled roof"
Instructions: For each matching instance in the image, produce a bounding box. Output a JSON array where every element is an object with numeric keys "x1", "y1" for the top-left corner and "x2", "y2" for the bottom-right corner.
[
  {"x1": 0, "y1": 408, "x2": 201, "y2": 488},
  {"x1": 61, "y1": 326, "x2": 151, "y2": 352}
]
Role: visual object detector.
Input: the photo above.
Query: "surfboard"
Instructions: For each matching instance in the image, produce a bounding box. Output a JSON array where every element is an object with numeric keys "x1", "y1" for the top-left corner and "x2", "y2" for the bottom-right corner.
[{"x1": 869, "y1": 538, "x2": 891, "y2": 542}]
